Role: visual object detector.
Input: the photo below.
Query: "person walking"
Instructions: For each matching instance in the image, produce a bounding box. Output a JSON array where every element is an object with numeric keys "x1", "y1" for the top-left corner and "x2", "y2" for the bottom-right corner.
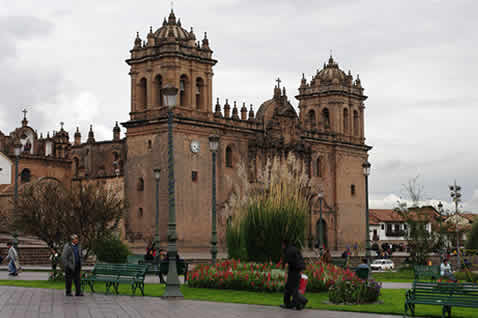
[
  {"x1": 62, "y1": 234, "x2": 83, "y2": 296},
  {"x1": 5, "y1": 242, "x2": 19, "y2": 276},
  {"x1": 280, "y1": 239, "x2": 307, "y2": 310}
]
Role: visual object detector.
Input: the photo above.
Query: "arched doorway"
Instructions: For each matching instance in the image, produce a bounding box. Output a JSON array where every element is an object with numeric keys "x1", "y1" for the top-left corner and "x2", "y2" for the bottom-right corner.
[{"x1": 316, "y1": 219, "x2": 328, "y2": 249}]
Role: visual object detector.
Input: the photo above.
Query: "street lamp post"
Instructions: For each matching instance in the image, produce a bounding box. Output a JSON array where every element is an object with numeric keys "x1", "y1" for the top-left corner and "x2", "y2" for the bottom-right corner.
[
  {"x1": 437, "y1": 201, "x2": 443, "y2": 258},
  {"x1": 153, "y1": 168, "x2": 161, "y2": 258},
  {"x1": 362, "y1": 160, "x2": 371, "y2": 266},
  {"x1": 13, "y1": 140, "x2": 22, "y2": 250},
  {"x1": 449, "y1": 181, "x2": 462, "y2": 269},
  {"x1": 208, "y1": 135, "x2": 220, "y2": 265},
  {"x1": 161, "y1": 85, "x2": 183, "y2": 299},
  {"x1": 318, "y1": 192, "x2": 324, "y2": 250}
]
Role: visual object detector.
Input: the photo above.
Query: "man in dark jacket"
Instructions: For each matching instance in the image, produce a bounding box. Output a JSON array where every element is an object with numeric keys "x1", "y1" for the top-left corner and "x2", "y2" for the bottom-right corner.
[
  {"x1": 281, "y1": 239, "x2": 308, "y2": 310},
  {"x1": 62, "y1": 234, "x2": 83, "y2": 296}
]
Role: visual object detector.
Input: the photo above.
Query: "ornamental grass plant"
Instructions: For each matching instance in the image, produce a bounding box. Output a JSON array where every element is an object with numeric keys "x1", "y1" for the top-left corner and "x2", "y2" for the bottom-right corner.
[{"x1": 226, "y1": 155, "x2": 310, "y2": 262}]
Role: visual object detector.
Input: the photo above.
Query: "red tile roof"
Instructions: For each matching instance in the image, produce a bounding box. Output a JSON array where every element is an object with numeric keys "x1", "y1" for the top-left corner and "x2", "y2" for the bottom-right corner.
[{"x1": 369, "y1": 209, "x2": 404, "y2": 223}]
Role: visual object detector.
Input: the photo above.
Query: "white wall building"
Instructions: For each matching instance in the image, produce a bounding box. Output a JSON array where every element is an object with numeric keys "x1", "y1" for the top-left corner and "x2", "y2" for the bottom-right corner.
[{"x1": 0, "y1": 152, "x2": 12, "y2": 185}]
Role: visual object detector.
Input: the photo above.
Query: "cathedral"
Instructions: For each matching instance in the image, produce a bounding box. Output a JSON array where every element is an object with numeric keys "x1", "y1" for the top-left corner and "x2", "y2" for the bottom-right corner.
[{"x1": 0, "y1": 9, "x2": 371, "y2": 252}]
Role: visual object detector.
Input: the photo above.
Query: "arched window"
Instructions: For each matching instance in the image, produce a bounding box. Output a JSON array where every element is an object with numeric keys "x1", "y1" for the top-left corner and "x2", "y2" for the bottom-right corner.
[
  {"x1": 353, "y1": 110, "x2": 359, "y2": 136},
  {"x1": 137, "y1": 177, "x2": 144, "y2": 191},
  {"x1": 138, "y1": 78, "x2": 147, "y2": 109},
  {"x1": 73, "y1": 157, "x2": 79, "y2": 177},
  {"x1": 308, "y1": 109, "x2": 316, "y2": 129},
  {"x1": 195, "y1": 77, "x2": 204, "y2": 110},
  {"x1": 113, "y1": 152, "x2": 119, "y2": 161},
  {"x1": 343, "y1": 108, "x2": 349, "y2": 133},
  {"x1": 322, "y1": 108, "x2": 330, "y2": 129},
  {"x1": 225, "y1": 146, "x2": 233, "y2": 168},
  {"x1": 155, "y1": 75, "x2": 163, "y2": 107},
  {"x1": 316, "y1": 157, "x2": 322, "y2": 177},
  {"x1": 180, "y1": 75, "x2": 188, "y2": 107},
  {"x1": 20, "y1": 168, "x2": 31, "y2": 183}
]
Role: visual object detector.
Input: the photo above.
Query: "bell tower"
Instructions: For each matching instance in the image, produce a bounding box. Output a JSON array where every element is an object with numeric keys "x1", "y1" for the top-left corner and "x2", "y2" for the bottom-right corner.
[{"x1": 126, "y1": 10, "x2": 217, "y2": 121}]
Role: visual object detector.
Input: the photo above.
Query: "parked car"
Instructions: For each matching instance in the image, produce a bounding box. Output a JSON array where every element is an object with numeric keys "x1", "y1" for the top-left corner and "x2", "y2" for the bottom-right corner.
[{"x1": 370, "y1": 259, "x2": 395, "y2": 271}]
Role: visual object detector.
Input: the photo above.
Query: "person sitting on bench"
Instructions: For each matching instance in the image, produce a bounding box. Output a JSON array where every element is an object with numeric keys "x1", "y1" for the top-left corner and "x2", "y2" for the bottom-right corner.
[{"x1": 440, "y1": 259, "x2": 457, "y2": 282}]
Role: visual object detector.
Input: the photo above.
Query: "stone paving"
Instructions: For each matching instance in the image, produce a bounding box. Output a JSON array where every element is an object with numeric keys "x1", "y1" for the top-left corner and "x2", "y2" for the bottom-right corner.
[{"x1": 0, "y1": 286, "x2": 400, "y2": 318}]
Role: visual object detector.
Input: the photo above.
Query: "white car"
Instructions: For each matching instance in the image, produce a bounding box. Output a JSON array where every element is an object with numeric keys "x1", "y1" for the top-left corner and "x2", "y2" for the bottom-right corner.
[{"x1": 370, "y1": 259, "x2": 395, "y2": 271}]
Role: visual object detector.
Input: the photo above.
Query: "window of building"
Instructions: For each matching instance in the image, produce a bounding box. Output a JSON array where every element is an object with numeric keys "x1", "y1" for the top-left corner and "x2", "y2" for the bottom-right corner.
[
  {"x1": 138, "y1": 78, "x2": 147, "y2": 109},
  {"x1": 404, "y1": 224, "x2": 407, "y2": 230},
  {"x1": 195, "y1": 77, "x2": 204, "y2": 110},
  {"x1": 192, "y1": 171, "x2": 198, "y2": 182},
  {"x1": 148, "y1": 140, "x2": 152, "y2": 149},
  {"x1": 20, "y1": 168, "x2": 31, "y2": 183},
  {"x1": 322, "y1": 108, "x2": 330, "y2": 128},
  {"x1": 73, "y1": 157, "x2": 79, "y2": 177},
  {"x1": 381, "y1": 224, "x2": 384, "y2": 230},
  {"x1": 343, "y1": 108, "x2": 349, "y2": 133},
  {"x1": 225, "y1": 146, "x2": 233, "y2": 168},
  {"x1": 386, "y1": 223, "x2": 392, "y2": 233},
  {"x1": 180, "y1": 75, "x2": 188, "y2": 107},
  {"x1": 350, "y1": 184, "x2": 356, "y2": 196},
  {"x1": 315, "y1": 157, "x2": 322, "y2": 177},
  {"x1": 138, "y1": 208, "x2": 143, "y2": 217},
  {"x1": 137, "y1": 177, "x2": 144, "y2": 191},
  {"x1": 353, "y1": 110, "x2": 359, "y2": 136},
  {"x1": 308, "y1": 109, "x2": 316, "y2": 129},
  {"x1": 155, "y1": 75, "x2": 163, "y2": 107}
]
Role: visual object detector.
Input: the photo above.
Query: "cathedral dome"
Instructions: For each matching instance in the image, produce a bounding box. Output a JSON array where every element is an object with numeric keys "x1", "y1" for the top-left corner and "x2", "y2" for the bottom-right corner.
[
  {"x1": 316, "y1": 56, "x2": 346, "y2": 82},
  {"x1": 154, "y1": 10, "x2": 193, "y2": 43}
]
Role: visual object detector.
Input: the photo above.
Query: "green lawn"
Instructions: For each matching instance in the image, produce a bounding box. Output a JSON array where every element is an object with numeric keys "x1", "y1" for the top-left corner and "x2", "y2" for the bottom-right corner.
[
  {"x1": 0, "y1": 280, "x2": 477, "y2": 317},
  {"x1": 371, "y1": 269, "x2": 414, "y2": 282}
]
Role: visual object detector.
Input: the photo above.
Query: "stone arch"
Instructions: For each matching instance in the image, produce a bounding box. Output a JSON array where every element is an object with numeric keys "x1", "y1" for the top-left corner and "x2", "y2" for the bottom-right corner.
[
  {"x1": 137, "y1": 177, "x2": 144, "y2": 191},
  {"x1": 316, "y1": 218, "x2": 328, "y2": 249},
  {"x1": 138, "y1": 77, "x2": 147, "y2": 109},
  {"x1": 353, "y1": 110, "x2": 359, "y2": 136},
  {"x1": 179, "y1": 74, "x2": 189, "y2": 107},
  {"x1": 308, "y1": 109, "x2": 316, "y2": 129},
  {"x1": 343, "y1": 108, "x2": 349, "y2": 134},
  {"x1": 322, "y1": 108, "x2": 330, "y2": 129},
  {"x1": 154, "y1": 74, "x2": 163, "y2": 107},
  {"x1": 195, "y1": 77, "x2": 204, "y2": 110}
]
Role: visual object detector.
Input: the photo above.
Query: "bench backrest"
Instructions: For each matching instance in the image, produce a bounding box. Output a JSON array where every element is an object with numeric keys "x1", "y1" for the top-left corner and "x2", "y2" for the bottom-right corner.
[
  {"x1": 92, "y1": 263, "x2": 147, "y2": 278},
  {"x1": 414, "y1": 265, "x2": 439, "y2": 279},
  {"x1": 413, "y1": 281, "x2": 478, "y2": 303},
  {"x1": 127, "y1": 254, "x2": 145, "y2": 265}
]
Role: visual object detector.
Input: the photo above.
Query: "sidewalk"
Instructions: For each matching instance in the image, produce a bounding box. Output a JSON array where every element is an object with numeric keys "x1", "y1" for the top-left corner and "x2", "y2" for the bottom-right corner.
[{"x1": 0, "y1": 285, "x2": 402, "y2": 318}]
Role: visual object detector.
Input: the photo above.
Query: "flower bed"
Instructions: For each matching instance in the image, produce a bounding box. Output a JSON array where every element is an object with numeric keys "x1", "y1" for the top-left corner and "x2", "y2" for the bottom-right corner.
[{"x1": 187, "y1": 259, "x2": 359, "y2": 293}]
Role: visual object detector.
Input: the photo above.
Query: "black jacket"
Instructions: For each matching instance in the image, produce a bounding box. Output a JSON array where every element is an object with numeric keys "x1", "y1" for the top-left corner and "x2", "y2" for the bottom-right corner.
[{"x1": 284, "y1": 244, "x2": 305, "y2": 272}]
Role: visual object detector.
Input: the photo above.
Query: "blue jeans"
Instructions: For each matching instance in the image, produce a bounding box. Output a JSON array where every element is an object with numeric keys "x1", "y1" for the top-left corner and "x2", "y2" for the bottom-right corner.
[{"x1": 8, "y1": 260, "x2": 17, "y2": 274}]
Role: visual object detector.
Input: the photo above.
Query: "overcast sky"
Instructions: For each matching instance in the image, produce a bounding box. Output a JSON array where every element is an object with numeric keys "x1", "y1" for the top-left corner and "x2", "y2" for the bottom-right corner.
[{"x1": 1, "y1": 0, "x2": 476, "y2": 212}]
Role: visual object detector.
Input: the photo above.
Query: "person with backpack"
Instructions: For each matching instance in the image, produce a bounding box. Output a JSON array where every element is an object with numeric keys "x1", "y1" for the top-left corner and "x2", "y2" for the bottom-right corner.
[{"x1": 280, "y1": 239, "x2": 308, "y2": 310}]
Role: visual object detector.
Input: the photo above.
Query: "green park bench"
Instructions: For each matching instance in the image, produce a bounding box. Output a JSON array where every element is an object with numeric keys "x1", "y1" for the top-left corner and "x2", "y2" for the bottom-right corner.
[
  {"x1": 331, "y1": 258, "x2": 347, "y2": 268},
  {"x1": 405, "y1": 281, "x2": 478, "y2": 317},
  {"x1": 81, "y1": 263, "x2": 148, "y2": 296},
  {"x1": 414, "y1": 265, "x2": 440, "y2": 281}
]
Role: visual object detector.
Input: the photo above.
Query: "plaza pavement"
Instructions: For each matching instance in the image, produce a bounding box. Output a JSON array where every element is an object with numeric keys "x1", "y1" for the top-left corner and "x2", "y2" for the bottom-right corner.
[{"x1": 0, "y1": 286, "x2": 401, "y2": 318}]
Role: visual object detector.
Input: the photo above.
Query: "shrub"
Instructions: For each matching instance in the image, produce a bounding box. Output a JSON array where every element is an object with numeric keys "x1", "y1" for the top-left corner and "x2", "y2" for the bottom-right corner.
[
  {"x1": 329, "y1": 279, "x2": 381, "y2": 304},
  {"x1": 93, "y1": 235, "x2": 130, "y2": 263}
]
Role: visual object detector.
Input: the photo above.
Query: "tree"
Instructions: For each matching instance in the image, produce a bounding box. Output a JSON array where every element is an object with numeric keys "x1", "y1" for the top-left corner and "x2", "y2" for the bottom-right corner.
[
  {"x1": 13, "y1": 179, "x2": 126, "y2": 259},
  {"x1": 465, "y1": 219, "x2": 478, "y2": 251},
  {"x1": 397, "y1": 177, "x2": 438, "y2": 265}
]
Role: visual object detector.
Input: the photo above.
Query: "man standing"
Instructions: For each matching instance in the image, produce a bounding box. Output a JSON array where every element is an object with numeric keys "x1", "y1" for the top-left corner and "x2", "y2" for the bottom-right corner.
[
  {"x1": 6, "y1": 242, "x2": 19, "y2": 276},
  {"x1": 281, "y1": 239, "x2": 307, "y2": 310},
  {"x1": 62, "y1": 234, "x2": 83, "y2": 296}
]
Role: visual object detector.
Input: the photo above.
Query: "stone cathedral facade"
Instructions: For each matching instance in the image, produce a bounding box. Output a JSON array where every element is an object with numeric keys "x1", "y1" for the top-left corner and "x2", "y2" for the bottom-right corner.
[{"x1": 0, "y1": 9, "x2": 371, "y2": 252}]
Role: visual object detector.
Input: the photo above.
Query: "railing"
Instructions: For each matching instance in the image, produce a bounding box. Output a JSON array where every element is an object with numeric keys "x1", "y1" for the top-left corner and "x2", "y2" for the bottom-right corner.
[{"x1": 385, "y1": 230, "x2": 405, "y2": 237}]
